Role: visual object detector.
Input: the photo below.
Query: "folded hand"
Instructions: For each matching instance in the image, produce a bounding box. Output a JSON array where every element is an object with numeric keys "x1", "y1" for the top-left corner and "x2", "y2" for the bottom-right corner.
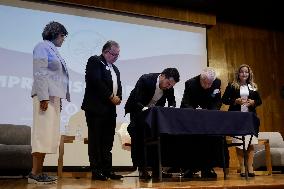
[{"x1": 111, "y1": 96, "x2": 121, "y2": 105}]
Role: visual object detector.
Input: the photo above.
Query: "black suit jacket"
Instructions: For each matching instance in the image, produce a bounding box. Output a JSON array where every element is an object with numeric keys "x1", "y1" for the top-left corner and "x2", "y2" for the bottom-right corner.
[
  {"x1": 222, "y1": 83, "x2": 262, "y2": 113},
  {"x1": 124, "y1": 73, "x2": 176, "y2": 114},
  {"x1": 180, "y1": 75, "x2": 222, "y2": 110},
  {"x1": 81, "y1": 55, "x2": 122, "y2": 116}
]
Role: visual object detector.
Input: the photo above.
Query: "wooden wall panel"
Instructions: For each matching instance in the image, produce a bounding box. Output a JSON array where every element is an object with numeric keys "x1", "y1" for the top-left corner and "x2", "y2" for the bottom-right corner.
[
  {"x1": 49, "y1": 0, "x2": 216, "y2": 25},
  {"x1": 207, "y1": 23, "x2": 284, "y2": 135}
]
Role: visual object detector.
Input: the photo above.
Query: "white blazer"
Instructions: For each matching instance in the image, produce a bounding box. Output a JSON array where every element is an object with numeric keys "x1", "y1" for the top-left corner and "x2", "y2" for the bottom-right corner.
[{"x1": 31, "y1": 40, "x2": 70, "y2": 102}]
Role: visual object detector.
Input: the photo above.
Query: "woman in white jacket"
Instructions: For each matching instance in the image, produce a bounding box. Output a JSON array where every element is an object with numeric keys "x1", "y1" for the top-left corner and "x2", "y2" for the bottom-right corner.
[{"x1": 29, "y1": 21, "x2": 70, "y2": 184}]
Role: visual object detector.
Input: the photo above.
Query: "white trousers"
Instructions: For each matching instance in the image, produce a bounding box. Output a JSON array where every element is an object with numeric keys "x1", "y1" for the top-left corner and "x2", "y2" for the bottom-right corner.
[{"x1": 32, "y1": 96, "x2": 60, "y2": 154}]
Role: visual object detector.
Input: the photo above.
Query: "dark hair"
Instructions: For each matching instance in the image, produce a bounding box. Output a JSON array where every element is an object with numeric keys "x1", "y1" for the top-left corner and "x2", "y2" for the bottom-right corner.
[
  {"x1": 102, "y1": 40, "x2": 120, "y2": 53},
  {"x1": 161, "y1": 68, "x2": 180, "y2": 82},
  {"x1": 42, "y1": 21, "x2": 68, "y2": 41}
]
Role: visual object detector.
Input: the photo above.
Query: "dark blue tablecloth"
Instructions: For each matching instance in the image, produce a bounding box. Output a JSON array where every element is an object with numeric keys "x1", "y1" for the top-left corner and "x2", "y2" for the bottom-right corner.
[
  {"x1": 145, "y1": 107, "x2": 260, "y2": 136},
  {"x1": 141, "y1": 107, "x2": 260, "y2": 169}
]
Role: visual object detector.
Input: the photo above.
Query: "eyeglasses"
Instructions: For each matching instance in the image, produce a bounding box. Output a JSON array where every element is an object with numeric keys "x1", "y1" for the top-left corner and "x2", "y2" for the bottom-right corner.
[
  {"x1": 108, "y1": 50, "x2": 120, "y2": 57},
  {"x1": 60, "y1": 34, "x2": 67, "y2": 39}
]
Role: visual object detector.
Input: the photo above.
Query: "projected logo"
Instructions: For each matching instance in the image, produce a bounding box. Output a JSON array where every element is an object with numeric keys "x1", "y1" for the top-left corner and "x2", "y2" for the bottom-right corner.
[{"x1": 65, "y1": 30, "x2": 105, "y2": 74}]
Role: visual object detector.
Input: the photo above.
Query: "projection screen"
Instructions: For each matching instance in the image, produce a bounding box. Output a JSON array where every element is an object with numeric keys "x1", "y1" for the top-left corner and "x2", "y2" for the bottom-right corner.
[{"x1": 0, "y1": 0, "x2": 207, "y2": 165}]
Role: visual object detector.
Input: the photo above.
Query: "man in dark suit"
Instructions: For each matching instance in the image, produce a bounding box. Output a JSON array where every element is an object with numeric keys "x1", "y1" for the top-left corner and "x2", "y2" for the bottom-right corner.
[
  {"x1": 181, "y1": 68, "x2": 222, "y2": 110},
  {"x1": 180, "y1": 67, "x2": 227, "y2": 179},
  {"x1": 125, "y1": 68, "x2": 180, "y2": 179},
  {"x1": 81, "y1": 40, "x2": 123, "y2": 181}
]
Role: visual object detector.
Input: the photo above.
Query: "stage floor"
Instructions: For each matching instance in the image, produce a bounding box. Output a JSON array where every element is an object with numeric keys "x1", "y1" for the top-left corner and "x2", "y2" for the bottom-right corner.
[{"x1": 2, "y1": 169, "x2": 284, "y2": 189}]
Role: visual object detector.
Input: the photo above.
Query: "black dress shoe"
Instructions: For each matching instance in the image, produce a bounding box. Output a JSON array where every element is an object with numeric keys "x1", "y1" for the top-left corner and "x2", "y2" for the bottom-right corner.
[
  {"x1": 106, "y1": 172, "x2": 123, "y2": 180},
  {"x1": 167, "y1": 167, "x2": 181, "y2": 173},
  {"x1": 152, "y1": 171, "x2": 172, "y2": 179},
  {"x1": 92, "y1": 172, "x2": 108, "y2": 181},
  {"x1": 162, "y1": 172, "x2": 172, "y2": 178},
  {"x1": 240, "y1": 173, "x2": 246, "y2": 177},
  {"x1": 139, "y1": 170, "x2": 151, "y2": 180},
  {"x1": 183, "y1": 170, "x2": 200, "y2": 178},
  {"x1": 201, "y1": 169, "x2": 217, "y2": 179}
]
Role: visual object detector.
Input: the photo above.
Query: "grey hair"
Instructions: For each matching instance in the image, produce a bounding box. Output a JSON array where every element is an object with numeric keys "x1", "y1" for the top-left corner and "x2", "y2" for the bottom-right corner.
[
  {"x1": 102, "y1": 40, "x2": 120, "y2": 53},
  {"x1": 42, "y1": 21, "x2": 68, "y2": 41},
  {"x1": 200, "y1": 67, "x2": 216, "y2": 82}
]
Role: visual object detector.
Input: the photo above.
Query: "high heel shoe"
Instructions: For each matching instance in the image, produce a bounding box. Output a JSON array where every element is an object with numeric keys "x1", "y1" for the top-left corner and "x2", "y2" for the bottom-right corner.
[
  {"x1": 240, "y1": 172, "x2": 255, "y2": 177},
  {"x1": 248, "y1": 172, "x2": 255, "y2": 177}
]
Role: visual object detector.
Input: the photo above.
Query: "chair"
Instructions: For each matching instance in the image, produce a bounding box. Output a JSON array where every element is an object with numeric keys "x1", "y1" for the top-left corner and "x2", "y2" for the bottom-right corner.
[
  {"x1": 254, "y1": 132, "x2": 284, "y2": 173},
  {"x1": 116, "y1": 122, "x2": 131, "y2": 151},
  {"x1": 227, "y1": 136, "x2": 272, "y2": 175},
  {"x1": 0, "y1": 124, "x2": 32, "y2": 176},
  {"x1": 57, "y1": 111, "x2": 133, "y2": 177},
  {"x1": 57, "y1": 110, "x2": 88, "y2": 177}
]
